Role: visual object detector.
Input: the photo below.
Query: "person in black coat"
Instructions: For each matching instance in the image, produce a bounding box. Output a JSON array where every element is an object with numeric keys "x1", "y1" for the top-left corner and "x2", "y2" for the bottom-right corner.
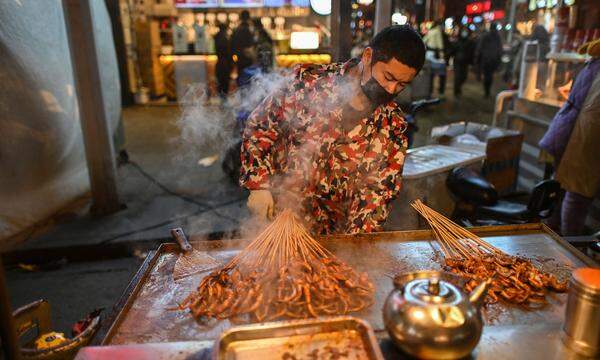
[
  {"x1": 214, "y1": 23, "x2": 232, "y2": 99},
  {"x1": 253, "y1": 18, "x2": 274, "y2": 73},
  {"x1": 230, "y1": 10, "x2": 255, "y2": 81},
  {"x1": 450, "y1": 26, "x2": 475, "y2": 97},
  {"x1": 476, "y1": 23, "x2": 503, "y2": 98}
]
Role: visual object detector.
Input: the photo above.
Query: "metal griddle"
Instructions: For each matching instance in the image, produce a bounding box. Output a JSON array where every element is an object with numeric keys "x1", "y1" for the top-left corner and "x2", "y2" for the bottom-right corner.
[{"x1": 97, "y1": 223, "x2": 596, "y2": 347}]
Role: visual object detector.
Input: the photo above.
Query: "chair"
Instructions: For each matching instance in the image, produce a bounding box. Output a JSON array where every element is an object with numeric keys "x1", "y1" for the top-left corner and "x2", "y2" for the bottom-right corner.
[
  {"x1": 447, "y1": 167, "x2": 562, "y2": 224},
  {"x1": 477, "y1": 179, "x2": 562, "y2": 223}
]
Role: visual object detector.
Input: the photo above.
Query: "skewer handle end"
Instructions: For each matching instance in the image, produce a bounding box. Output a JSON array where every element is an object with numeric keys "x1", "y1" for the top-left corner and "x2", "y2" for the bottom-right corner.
[{"x1": 171, "y1": 227, "x2": 192, "y2": 252}]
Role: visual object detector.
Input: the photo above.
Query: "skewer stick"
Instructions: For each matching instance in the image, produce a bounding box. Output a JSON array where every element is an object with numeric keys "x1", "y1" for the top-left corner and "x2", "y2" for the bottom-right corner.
[
  {"x1": 182, "y1": 208, "x2": 375, "y2": 322},
  {"x1": 412, "y1": 201, "x2": 467, "y2": 259},
  {"x1": 411, "y1": 199, "x2": 504, "y2": 259}
]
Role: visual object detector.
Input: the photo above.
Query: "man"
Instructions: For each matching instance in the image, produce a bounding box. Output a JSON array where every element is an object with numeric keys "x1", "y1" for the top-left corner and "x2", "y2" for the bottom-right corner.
[
  {"x1": 240, "y1": 25, "x2": 426, "y2": 235},
  {"x1": 214, "y1": 23, "x2": 232, "y2": 99},
  {"x1": 253, "y1": 18, "x2": 274, "y2": 73},
  {"x1": 450, "y1": 26, "x2": 474, "y2": 97},
  {"x1": 476, "y1": 23, "x2": 503, "y2": 98},
  {"x1": 230, "y1": 10, "x2": 255, "y2": 81}
]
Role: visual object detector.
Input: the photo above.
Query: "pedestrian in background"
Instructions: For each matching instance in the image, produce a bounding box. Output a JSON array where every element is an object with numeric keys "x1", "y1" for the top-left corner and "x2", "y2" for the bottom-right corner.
[
  {"x1": 531, "y1": 25, "x2": 550, "y2": 58},
  {"x1": 253, "y1": 18, "x2": 274, "y2": 73},
  {"x1": 505, "y1": 29, "x2": 523, "y2": 86},
  {"x1": 450, "y1": 26, "x2": 475, "y2": 97},
  {"x1": 471, "y1": 27, "x2": 484, "y2": 81},
  {"x1": 476, "y1": 22, "x2": 503, "y2": 98},
  {"x1": 423, "y1": 20, "x2": 446, "y2": 97},
  {"x1": 539, "y1": 40, "x2": 600, "y2": 236},
  {"x1": 231, "y1": 10, "x2": 255, "y2": 83},
  {"x1": 214, "y1": 22, "x2": 232, "y2": 100}
]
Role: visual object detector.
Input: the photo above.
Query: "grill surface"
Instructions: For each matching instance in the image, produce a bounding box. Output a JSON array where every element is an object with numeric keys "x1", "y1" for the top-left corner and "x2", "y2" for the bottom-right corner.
[{"x1": 99, "y1": 224, "x2": 594, "y2": 346}]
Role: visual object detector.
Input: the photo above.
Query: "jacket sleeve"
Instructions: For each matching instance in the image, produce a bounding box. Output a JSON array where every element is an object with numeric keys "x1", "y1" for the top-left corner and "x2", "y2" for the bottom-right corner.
[
  {"x1": 239, "y1": 67, "x2": 308, "y2": 190},
  {"x1": 239, "y1": 91, "x2": 288, "y2": 190},
  {"x1": 346, "y1": 111, "x2": 408, "y2": 233}
]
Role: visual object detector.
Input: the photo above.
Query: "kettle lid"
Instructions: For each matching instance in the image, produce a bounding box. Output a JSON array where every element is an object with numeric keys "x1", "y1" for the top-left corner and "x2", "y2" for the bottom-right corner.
[
  {"x1": 406, "y1": 277, "x2": 462, "y2": 304},
  {"x1": 393, "y1": 271, "x2": 465, "y2": 305}
]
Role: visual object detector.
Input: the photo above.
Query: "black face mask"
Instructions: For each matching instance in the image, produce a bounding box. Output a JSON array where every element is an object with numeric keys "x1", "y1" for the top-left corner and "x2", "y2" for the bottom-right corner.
[{"x1": 360, "y1": 62, "x2": 396, "y2": 105}]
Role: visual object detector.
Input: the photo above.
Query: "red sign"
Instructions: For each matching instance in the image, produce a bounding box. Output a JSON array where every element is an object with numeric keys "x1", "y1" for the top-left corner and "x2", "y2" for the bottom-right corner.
[
  {"x1": 483, "y1": 10, "x2": 505, "y2": 21},
  {"x1": 466, "y1": 1, "x2": 491, "y2": 15},
  {"x1": 491, "y1": 10, "x2": 505, "y2": 19}
]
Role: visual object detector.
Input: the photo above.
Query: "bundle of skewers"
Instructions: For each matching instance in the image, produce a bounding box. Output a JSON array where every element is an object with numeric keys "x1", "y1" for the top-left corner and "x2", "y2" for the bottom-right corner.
[
  {"x1": 412, "y1": 200, "x2": 568, "y2": 307},
  {"x1": 180, "y1": 209, "x2": 374, "y2": 322}
]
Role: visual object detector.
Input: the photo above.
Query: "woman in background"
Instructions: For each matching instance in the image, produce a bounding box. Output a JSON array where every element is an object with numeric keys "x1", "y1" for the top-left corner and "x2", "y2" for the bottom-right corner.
[{"x1": 540, "y1": 40, "x2": 600, "y2": 236}]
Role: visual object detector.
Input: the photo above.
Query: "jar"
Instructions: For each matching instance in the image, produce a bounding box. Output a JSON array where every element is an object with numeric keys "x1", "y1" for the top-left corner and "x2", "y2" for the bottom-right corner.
[{"x1": 562, "y1": 267, "x2": 600, "y2": 357}]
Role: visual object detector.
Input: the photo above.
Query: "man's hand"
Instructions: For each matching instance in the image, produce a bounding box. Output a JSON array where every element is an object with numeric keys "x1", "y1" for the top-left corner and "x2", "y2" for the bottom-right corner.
[{"x1": 247, "y1": 190, "x2": 274, "y2": 220}]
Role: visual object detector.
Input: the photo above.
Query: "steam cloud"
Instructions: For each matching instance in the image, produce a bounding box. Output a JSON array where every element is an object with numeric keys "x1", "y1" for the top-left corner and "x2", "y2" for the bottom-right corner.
[
  {"x1": 172, "y1": 69, "x2": 296, "y2": 239},
  {"x1": 173, "y1": 63, "x2": 365, "y2": 238}
]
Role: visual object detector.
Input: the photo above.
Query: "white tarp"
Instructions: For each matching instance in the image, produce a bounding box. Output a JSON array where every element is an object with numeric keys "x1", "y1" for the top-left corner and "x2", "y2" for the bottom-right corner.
[{"x1": 0, "y1": 0, "x2": 121, "y2": 244}]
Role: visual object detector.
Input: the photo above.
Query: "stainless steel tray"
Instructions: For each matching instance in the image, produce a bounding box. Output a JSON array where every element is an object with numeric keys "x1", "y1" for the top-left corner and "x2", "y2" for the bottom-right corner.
[
  {"x1": 97, "y1": 223, "x2": 596, "y2": 346},
  {"x1": 213, "y1": 316, "x2": 383, "y2": 360}
]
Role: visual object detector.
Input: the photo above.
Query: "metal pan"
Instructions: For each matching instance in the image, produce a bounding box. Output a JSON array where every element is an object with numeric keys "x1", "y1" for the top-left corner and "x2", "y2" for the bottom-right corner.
[{"x1": 213, "y1": 316, "x2": 383, "y2": 360}]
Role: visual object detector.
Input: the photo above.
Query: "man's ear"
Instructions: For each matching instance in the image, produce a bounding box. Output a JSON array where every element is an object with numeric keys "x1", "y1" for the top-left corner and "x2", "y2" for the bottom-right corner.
[{"x1": 362, "y1": 47, "x2": 373, "y2": 67}]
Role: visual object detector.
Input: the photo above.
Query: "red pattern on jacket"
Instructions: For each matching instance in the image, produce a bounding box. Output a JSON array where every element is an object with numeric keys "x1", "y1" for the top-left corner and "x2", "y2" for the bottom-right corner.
[{"x1": 240, "y1": 60, "x2": 408, "y2": 234}]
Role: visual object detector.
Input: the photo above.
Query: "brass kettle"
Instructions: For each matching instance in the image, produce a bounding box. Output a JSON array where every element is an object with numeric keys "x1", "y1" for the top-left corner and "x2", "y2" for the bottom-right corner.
[{"x1": 383, "y1": 270, "x2": 491, "y2": 359}]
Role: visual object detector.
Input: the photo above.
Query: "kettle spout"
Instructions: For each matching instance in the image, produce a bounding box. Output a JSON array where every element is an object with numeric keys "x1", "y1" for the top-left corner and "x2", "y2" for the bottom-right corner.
[{"x1": 469, "y1": 277, "x2": 492, "y2": 306}]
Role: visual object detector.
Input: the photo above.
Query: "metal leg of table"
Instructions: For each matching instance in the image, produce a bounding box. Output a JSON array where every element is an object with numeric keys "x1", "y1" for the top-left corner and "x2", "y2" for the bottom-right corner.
[{"x1": 0, "y1": 257, "x2": 20, "y2": 360}]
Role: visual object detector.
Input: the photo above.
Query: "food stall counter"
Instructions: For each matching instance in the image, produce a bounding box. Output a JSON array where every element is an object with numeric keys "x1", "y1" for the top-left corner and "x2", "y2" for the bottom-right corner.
[{"x1": 89, "y1": 223, "x2": 595, "y2": 359}]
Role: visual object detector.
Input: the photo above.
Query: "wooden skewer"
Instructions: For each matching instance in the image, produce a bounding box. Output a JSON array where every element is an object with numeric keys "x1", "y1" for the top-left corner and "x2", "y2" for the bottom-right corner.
[
  {"x1": 411, "y1": 199, "x2": 507, "y2": 260},
  {"x1": 421, "y1": 201, "x2": 502, "y2": 254}
]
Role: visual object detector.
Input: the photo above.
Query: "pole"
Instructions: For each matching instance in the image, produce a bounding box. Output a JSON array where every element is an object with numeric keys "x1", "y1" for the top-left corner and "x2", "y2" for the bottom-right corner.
[
  {"x1": 105, "y1": 0, "x2": 134, "y2": 107},
  {"x1": 62, "y1": 0, "x2": 121, "y2": 215},
  {"x1": 330, "y1": 0, "x2": 352, "y2": 62},
  {"x1": 374, "y1": 0, "x2": 392, "y2": 34},
  {"x1": 507, "y1": 0, "x2": 518, "y2": 44},
  {"x1": 0, "y1": 258, "x2": 20, "y2": 360}
]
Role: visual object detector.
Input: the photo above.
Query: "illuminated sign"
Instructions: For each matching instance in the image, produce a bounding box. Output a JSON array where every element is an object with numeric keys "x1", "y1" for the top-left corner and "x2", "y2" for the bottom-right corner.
[
  {"x1": 290, "y1": 31, "x2": 319, "y2": 49},
  {"x1": 264, "y1": 0, "x2": 309, "y2": 5},
  {"x1": 483, "y1": 10, "x2": 505, "y2": 21},
  {"x1": 220, "y1": 0, "x2": 263, "y2": 7},
  {"x1": 465, "y1": 1, "x2": 491, "y2": 15},
  {"x1": 177, "y1": 0, "x2": 309, "y2": 7},
  {"x1": 175, "y1": 0, "x2": 219, "y2": 8}
]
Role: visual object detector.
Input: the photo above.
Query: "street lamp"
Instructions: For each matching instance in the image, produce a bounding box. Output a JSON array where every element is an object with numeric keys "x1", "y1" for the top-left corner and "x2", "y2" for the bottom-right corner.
[
  {"x1": 310, "y1": 0, "x2": 331, "y2": 16},
  {"x1": 391, "y1": 12, "x2": 408, "y2": 25}
]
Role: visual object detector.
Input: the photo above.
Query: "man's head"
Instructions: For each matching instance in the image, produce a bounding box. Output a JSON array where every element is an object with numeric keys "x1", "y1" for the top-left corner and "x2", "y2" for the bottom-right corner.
[
  {"x1": 240, "y1": 10, "x2": 250, "y2": 22},
  {"x1": 359, "y1": 25, "x2": 425, "y2": 104}
]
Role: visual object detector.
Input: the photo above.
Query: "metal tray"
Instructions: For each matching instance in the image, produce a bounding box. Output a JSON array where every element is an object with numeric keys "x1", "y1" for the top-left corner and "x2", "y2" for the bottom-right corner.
[
  {"x1": 97, "y1": 223, "x2": 597, "y2": 346},
  {"x1": 213, "y1": 316, "x2": 383, "y2": 360}
]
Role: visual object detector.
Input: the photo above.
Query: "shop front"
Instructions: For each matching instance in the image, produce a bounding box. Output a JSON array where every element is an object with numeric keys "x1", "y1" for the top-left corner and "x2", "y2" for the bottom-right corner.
[{"x1": 124, "y1": 0, "x2": 348, "y2": 101}]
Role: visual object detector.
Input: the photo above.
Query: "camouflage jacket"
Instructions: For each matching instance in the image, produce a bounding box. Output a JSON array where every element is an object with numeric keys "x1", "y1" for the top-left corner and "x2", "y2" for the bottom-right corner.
[{"x1": 240, "y1": 60, "x2": 408, "y2": 234}]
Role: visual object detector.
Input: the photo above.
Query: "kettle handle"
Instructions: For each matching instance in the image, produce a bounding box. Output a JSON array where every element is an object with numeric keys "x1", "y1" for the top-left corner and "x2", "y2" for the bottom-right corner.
[
  {"x1": 469, "y1": 277, "x2": 493, "y2": 306},
  {"x1": 392, "y1": 276, "x2": 406, "y2": 293}
]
